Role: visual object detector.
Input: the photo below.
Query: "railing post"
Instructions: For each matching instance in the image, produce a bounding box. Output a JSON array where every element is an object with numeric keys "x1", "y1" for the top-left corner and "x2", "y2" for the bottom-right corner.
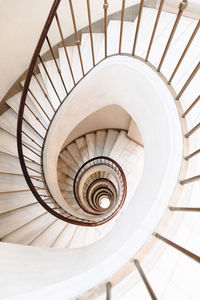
[
  {"x1": 185, "y1": 122, "x2": 200, "y2": 138},
  {"x1": 103, "y1": 0, "x2": 108, "y2": 58},
  {"x1": 176, "y1": 62, "x2": 200, "y2": 100},
  {"x1": 132, "y1": 0, "x2": 144, "y2": 56},
  {"x1": 180, "y1": 175, "x2": 200, "y2": 185},
  {"x1": 55, "y1": 13, "x2": 76, "y2": 85},
  {"x1": 68, "y1": 0, "x2": 85, "y2": 76},
  {"x1": 86, "y1": 0, "x2": 95, "y2": 66},
  {"x1": 106, "y1": 281, "x2": 111, "y2": 300},
  {"x1": 168, "y1": 20, "x2": 200, "y2": 84},
  {"x1": 134, "y1": 260, "x2": 157, "y2": 300},
  {"x1": 153, "y1": 233, "x2": 200, "y2": 263},
  {"x1": 119, "y1": 0, "x2": 126, "y2": 54},
  {"x1": 169, "y1": 206, "x2": 200, "y2": 212},
  {"x1": 157, "y1": 0, "x2": 188, "y2": 72},
  {"x1": 182, "y1": 95, "x2": 200, "y2": 118},
  {"x1": 145, "y1": 0, "x2": 165, "y2": 61},
  {"x1": 185, "y1": 148, "x2": 200, "y2": 160}
]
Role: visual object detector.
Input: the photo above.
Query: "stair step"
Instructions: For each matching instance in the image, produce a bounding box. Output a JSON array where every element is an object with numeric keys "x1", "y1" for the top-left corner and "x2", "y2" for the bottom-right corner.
[
  {"x1": 59, "y1": 150, "x2": 79, "y2": 172},
  {"x1": 92, "y1": 33, "x2": 106, "y2": 63},
  {"x1": 0, "y1": 129, "x2": 40, "y2": 163},
  {"x1": 57, "y1": 159, "x2": 76, "y2": 179},
  {"x1": 38, "y1": 59, "x2": 66, "y2": 109},
  {"x1": 67, "y1": 142, "x2": 84, "y2": 168},
  {"x1": 103, "y1": 129, "x2": 119, "y2": 156},
  {"x1": 0, "y1": 108, "x2": 43, "y2": 149},
  {"x1": 81, "y1": 34, "x2": 94, "y2": 74},
  {"x1": 96, "y1": 130, "x2": 107, "y2": 156},
  {"x1": 107, "y1": 20, "x2": 137, "y2": 55},
  {"x1": 109, "y1": 130, "x2": 129, "y2": 159},
  {"x1": 21, "y1": 74, "x2": 54, "y2": 122},
  {"x1": 86, "y1": 133, "x2": 96, "y2": 159},
  {"x1": 6, "y1": 92, "x2": 48, "y2": 137},
  {"x1": 75, "y1": 136, "x2": 89, "y2": 162},
  {"x1": 134, "y1": 8, "x2": 158, "y2": 58},
  {"x1": 30, "y1": 219, "x2": 67, "y2": 247},
  {"x1": 0, "y1": 203, "x2": 46, "y2": 237},
  {"x1": 58, "y1": 47, "x2": 75, "y2": 92},
  {"x1": 0, "y1": 191, "x2": 37, "y2": 214},
  {"x1": 2, "y1": 213, "x2": 55, "y2": 245},
  {"x1": 52, "y1": 224, "x2": 77, "y2": 248},
  {"x1": 0, "y1": 152, "x2": 41, "y2": 176},
  {"x1": 69, "y1": 226, "x2": 86, "y2": 248},
  {"x1": 66, "y1": 46, "x2": 83, "y2": 83}
]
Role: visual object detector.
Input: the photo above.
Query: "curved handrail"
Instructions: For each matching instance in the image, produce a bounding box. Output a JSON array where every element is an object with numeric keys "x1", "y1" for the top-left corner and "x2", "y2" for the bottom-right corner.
[
  {"x1": 73, "y1": 156, "x2": 127, "y2": 220},
  {"x1": 17, "y1": 0, "x2": 199, "y2": 229}
]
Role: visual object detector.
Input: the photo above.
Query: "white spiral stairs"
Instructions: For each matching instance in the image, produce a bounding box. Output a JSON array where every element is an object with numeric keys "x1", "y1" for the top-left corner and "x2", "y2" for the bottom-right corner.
[{"x1": 0, "y1": 0, "x2": 200, "y2": 299}]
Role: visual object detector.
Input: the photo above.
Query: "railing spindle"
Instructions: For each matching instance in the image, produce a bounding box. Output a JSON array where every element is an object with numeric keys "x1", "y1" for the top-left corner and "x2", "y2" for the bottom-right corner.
[
  {"x1": 38, "y1": 55, "x2": 62, "y2": 103},
  {"x1": 22, "y1": 143, "x2": 41, "y2": 158},
  {"x1": 46, "y1": 35, "x2": 68, "y2": 94},
  {"x1": 68, "y1": 0, "x2": 85, "y2": 76},
  {"x1": 22, "y1": 130, "x2": 42, "y2": 149},
  {"x1": 132, "y1": 0, "x2": 144, "y2": 56},
  {"x1": 106, "y1": 281, "x2": 112, "y2": 300},
  {"x1": 134, "y1": 259, "x2": 157, "y2": 300},
  {"x1": 26, "y1": 166, "x2": 42, "y2": 175},
  {"x1": 119, "y1": 0, "x2": 126, "y2": 54},
  {"x1": 168, "y1": 20, "x2": 200, "y2": 84},
  {"x1": 185, "y1": 122, "x2": 200, "y2": 138},
  {"x1": 176, "y1": 62, "x2": 200, "y2": 100},
  {"x1": 157, "y1": 0, "x2": 188, "y2": 72},
  {"x1": 103, "y1": 0, "x2": 108, "y2": 58},
  {"x1": 32, "y1": 72, "x2": 55, "y2": 114},
  {"x1": 86, "y1": 0, "x2": 95, "y2": 66},
  {"x1": 22, "y1": 118, "x2": 44, "y2": 140},
  {"x1": 55, "y1": 13, "x2": 76, "y2": 85},
  {"x1": 182, "y1": 95, "x2": 200, "y2": 118},
  {"x1": 153, "y1": 233, "x2": 200, "y2": 263},
  {"x1": 145, "y1": 0, "x2": 164, "y2": 61},
  {"x1": 23, "y1": 155, "x2": 41, "y2": 166},
  {"x1": 25, "y1": 103, "x2": 47, "y2": 130},
  {"x1": 180, "y1": 175, "x2": 200, "y2": 185},
  {"x1": 185, "y1": 148, "x2": 200, "y2": 160},
  {"x1": 28, "y1": 88, "x2": 53, "y2": 120},
  {"x1": 169, "y1": 206, "x2": 200, "y2": 212}
]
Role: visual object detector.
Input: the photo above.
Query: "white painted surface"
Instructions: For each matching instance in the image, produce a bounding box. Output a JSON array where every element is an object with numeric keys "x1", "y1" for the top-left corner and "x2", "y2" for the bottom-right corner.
[
  {"x1": 0, "y1": 0, "x2": 139, "y2": 101},
  {"x1": 1, "y1": 55, "x2": 180, "y2": 299}
]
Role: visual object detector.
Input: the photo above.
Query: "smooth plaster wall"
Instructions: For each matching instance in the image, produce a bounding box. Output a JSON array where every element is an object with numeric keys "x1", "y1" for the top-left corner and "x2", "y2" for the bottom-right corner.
[{"x1": 0, "y1": 0, "x2": 139, "y2": 102}]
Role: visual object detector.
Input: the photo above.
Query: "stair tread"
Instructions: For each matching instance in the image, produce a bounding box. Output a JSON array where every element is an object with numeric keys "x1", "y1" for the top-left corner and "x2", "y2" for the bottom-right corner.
[
  {"x1": 21, "y1": 74, "x2": 54, "y2": 122},
  {"x1": 60, "y1": 150, "x2": 79, "y2": 172},
  {"x1": 30, "y1": 219, "x2": 67, "y2": 247},
  {"x1": 0, "y1": 191, "x2": 37, "y2": 214},
  {"x1": 95, "y1": 130, "x2": 107, "y2": 156},
  {"x1": 2, "y1": 213, "x2": 55, "y2": 245},
  {"x1": 59, "y1": 47, "x2": 75, "y2": 92},
  {"x1": 52, "y1": 224, "x2": 77, "y2": 248},
  {"x1": 6, "y1": 92, "x2": 48, "y2": 137},
  {"x1": 0, "y1": 108, "x2": 43, "y2": 149},
  {"x1": 86, "y1": 133, "x2": 96, "y2": 159},
  {"x1": 0, "y1": 152, "x2": 40, "y2": 176},
  {"x1": 0, "y1": 203, "x2": 46, "y2": 237},
  {"x1": 75, "y1": 136, "x2": 89, "y2": 162},
  {"x1": 67, "y1": 142, "x2": 84, "y2": 168},
  {"x1": 38, "y1": 59, "x2": 66, "y2": 109},
  {"x1": 57, "y1": 159, "x2": 76, "y2": 179},
  {"x1": 103, "y1": 129, "x2": 119, "y2": 156}
]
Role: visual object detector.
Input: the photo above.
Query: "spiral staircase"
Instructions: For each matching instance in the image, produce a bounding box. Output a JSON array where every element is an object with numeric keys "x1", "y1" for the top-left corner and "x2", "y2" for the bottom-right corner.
[{"x1": 0, "y1": 0, "x2": 200, "y2": 299}]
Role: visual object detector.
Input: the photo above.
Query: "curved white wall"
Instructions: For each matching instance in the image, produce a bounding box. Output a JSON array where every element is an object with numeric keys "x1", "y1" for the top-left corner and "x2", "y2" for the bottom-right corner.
[
  {"x1": 0, "y1": 56, "x2": 182, "y2": 299},
  {"x1": 0, "y1": 0, "x2": 139, "y2": 102}
]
